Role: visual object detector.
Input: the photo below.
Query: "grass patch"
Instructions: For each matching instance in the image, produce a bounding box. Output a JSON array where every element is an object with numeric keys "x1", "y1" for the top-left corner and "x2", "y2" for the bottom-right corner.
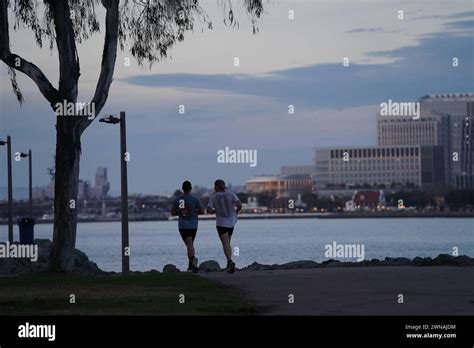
[{"x1": 0, "y1": 273, "x2": 258, "y2": 315}]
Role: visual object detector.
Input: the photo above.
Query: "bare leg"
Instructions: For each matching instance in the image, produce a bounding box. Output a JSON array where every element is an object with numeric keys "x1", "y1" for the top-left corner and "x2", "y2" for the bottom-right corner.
[
  {"x1": 219, "y1": 232, "x2": 232, "y2": 262},
  {"x1": 183, "y1": 236, "x2": 195, "y2": 259}
]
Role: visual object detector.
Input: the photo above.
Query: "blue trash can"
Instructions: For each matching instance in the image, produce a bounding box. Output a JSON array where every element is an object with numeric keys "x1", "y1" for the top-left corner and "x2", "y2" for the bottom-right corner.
[{"x1": 17, "y1": 218, "x2": 35, "y2": 244}]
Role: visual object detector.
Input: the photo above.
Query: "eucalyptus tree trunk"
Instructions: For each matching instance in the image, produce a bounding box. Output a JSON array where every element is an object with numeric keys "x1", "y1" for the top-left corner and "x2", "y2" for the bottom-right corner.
[{"x1": 50, "y1": 118, "x2": 82, "y2": 271}]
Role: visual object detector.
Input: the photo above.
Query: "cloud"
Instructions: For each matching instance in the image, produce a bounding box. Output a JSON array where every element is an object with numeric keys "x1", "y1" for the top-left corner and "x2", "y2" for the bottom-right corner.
[
  {"x1": 346, "y1": 27, "x2": 384, "y2": 33},
  {"x1": 121, "y1": 30, "x2": 473, "y2": 110},
  {"x1": 446, "y1": 19, "x2": 474, "y2": 30},
  {"x1": 414, "y1": 10, "x2": 474, "y2": 20},
  {"x1": 446, "y1": 10, "x2": 474, "y2": 18}
]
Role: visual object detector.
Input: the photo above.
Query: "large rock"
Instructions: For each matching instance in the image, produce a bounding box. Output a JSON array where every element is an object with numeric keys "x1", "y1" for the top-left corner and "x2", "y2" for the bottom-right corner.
[
  {"x1": 163, "y1": 264, "x2": 180, "y2": 273},
  {"x1": 244, "y1": 262, "x2": 272, "y2": 272},
  {"x1": 354, "y1": 260, "x2": 375, "y2": 267},
  {"x1": 0, "y1": 239, "x2": 102, "y2": 275},
  {"x1": 431, "y1": 254, "x2": 456, "y2": 265},
  {"x1": 198, "y1": 260, "x2": 221, "y2": 273},
  {"x1": 431, "y1": 254, "x2": 474, "y2": 266},
  {"x1": 278, "y1": 260, "x2": 319, "y2": 270},
  {"x1": 413, "y1": 256, "x2": 433, "y2": 266},
  {"x1": 383, "y1": 257, "x2": 412, "y2": 266},
  {"x1": 454, "y1": 255, "x2": 474, "y2": 266},
  {"x1": 321, "y1": 259, "x2": 341, "y2": 267},
  {"x1": 411, "y1": 255, "x2": 474, "y2": 267},
  {"x1": 73, "y1": 248, "x2": 103, "y2": 275}
]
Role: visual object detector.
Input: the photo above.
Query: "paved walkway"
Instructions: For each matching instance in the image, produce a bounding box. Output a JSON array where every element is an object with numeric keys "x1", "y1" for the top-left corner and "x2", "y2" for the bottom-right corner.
[{"x1": 201, "y1": 266, "x2": 474, "y2": 315}]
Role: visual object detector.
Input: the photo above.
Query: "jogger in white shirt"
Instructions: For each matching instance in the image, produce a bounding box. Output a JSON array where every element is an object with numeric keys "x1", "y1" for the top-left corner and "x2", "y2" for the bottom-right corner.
[{"x1": 207, "y1": 179, "x2": 242, "y2": 273}]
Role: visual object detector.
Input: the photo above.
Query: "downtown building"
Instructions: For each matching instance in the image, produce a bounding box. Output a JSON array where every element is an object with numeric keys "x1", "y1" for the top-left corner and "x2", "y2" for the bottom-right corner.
[
  {"x1": 246, "y1": 175, "x2": 313, "y2": 198},
  {"x1": 313, "y1": 145, "x2": 444, "y2": 190},
  {"x1": 313, "y1": 93, "x2": 474, "y2": 193},
  {"x1": 280, "y1": 165, "x2": 315, "y2": 176},
  {"x1": 378, "y1": 93, "x2": 474, "y2": 189},
  {"x1": 33, "y1": 167, "x2": 110, "y2": 200}
]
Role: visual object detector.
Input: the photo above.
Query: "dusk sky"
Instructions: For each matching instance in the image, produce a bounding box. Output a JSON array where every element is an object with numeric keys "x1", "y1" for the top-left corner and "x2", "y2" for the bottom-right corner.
[{"x1": 1, "y1": 0, "x2": 473, "y2": 197}]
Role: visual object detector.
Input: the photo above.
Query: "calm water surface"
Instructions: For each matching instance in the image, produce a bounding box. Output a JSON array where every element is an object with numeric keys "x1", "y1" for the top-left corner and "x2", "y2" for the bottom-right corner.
[{"x1": 13, "y1": 218, "x2": 474, "y2": 272}]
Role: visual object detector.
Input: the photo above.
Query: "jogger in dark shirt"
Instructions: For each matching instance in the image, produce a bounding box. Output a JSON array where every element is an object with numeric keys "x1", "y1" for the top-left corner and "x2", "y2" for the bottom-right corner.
[{"x1": 171, "y1": 181, "x2": 204, "y2": 272}]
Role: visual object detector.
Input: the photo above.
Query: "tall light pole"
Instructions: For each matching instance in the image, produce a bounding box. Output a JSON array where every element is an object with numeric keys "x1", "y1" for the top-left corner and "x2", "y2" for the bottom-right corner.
[
  {"x1": 0, "y1": 136, "x2": 13, "y2": 243},
  {"x1": 99, "y1": 112, "x2": 129, "y2": 274},
  {"x1": 20, "y1": 150, "x2": 33, "y2": 216}
]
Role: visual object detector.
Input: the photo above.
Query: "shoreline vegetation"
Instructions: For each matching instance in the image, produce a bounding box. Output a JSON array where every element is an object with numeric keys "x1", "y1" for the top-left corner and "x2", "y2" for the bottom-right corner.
[{"x1": 1, "y1": 210, "x2": 473, "y2": 225}]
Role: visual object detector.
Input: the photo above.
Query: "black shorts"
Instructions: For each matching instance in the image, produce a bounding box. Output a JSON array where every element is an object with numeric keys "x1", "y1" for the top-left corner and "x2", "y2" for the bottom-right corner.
[
  {"x1": 216, "y1": 226, "x2": 234, "y2": 237},
  {"x1": 179, "y1": 229, "x2": 197, "y2": 241}
]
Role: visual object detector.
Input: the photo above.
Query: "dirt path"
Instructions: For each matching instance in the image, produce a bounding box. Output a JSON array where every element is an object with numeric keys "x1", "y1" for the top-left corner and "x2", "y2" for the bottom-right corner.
[{"x1": 201, "y1": 266, "x2": 474, "y2": 315}]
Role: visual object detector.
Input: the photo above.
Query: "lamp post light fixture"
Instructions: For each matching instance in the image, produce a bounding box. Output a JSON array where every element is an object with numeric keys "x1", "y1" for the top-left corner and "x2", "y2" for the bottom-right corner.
[
  {"x1": 99, "y1": 115, "x2": 120, "y2": 125},
  {"x1": 99, "y1": 112, "x2": 129, "y2": 274},
  {"x1": 20, "y1": 150, "x2": 33, "y2": 216},
  {"x1": 0, "y1": 136, "x2": 13, "y2": 243}
]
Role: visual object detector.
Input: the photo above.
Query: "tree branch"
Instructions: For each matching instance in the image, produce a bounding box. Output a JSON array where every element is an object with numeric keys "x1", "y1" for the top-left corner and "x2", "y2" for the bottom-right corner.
[
  {"x1": 79, "y1": 0, "x2": 119, "y2": 134},
  {"x1": 0, "y1": 0, "x2": 59, "y2": 105},
  {"x1": 3, "y1": 54, "x2": 60, "y2": 105},
  {"x1": 48, "y1": 0, "x2": 80, "y2": 101}
]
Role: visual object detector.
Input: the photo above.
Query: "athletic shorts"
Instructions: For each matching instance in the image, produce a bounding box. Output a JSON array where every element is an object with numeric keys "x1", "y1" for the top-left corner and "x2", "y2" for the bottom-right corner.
[
  {"x1": 216, "y1": 226, "x2": 234, "y2": 237},
  {"x1": 179, "y1": 228, "x2": 197, "y2": 241}
]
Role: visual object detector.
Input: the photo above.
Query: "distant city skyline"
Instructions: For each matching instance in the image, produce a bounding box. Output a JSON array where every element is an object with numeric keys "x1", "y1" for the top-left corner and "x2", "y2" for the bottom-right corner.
[{"x1": 0, "y1": 1, "x2": 473, "y2": 196}]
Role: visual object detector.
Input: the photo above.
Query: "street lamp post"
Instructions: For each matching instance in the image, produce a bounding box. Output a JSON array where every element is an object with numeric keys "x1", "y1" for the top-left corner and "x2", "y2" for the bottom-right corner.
[
  {"x1": 99, "y1": 112, "x2": 130, "y2": 274},
  {"x1": 20, "y1": 150, "x2": 33, "y2": 216},
  {"x1": 0, "y1": 136, "x2": 13, "y2": 243}
]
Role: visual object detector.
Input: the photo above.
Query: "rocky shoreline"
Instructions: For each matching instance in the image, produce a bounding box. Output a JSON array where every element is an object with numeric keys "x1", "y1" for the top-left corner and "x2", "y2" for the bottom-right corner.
[
  {"x1": 0, "y1": 239, "x2": 102, "y2": 276},
  {"x1": 1, "y1": 239, "x2": 473, "y2": 275}
]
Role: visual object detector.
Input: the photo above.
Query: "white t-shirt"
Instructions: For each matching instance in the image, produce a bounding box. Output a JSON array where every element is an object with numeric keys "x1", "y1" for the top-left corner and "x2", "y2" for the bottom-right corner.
[{"x1": 208, "y1": 190, "x2": 241, "y2": 228}]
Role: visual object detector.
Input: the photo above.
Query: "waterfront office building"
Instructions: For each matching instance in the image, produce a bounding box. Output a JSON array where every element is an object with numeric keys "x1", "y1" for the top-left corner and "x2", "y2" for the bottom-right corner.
[
  {"x1": 377, "y1": 113, "x2": 441, "y2": 146},
  {"x1": 246, "y1": 175, "x2": 313, "y2": 198},
  {"x1": 280, "y1": 165, "x2": 315, "y2": 177},
  {"x1": 377, "y1": 94, "x2": 474, "y2": 189},
  {"x1": 312, "y1": 145, "x2": 444, "y2": 189}
]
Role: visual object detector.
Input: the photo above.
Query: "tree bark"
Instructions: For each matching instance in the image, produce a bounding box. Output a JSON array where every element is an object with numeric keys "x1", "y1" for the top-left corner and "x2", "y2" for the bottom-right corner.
[{"x1": 49, "y1": 118, "x2": 81, "y2": 272}]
